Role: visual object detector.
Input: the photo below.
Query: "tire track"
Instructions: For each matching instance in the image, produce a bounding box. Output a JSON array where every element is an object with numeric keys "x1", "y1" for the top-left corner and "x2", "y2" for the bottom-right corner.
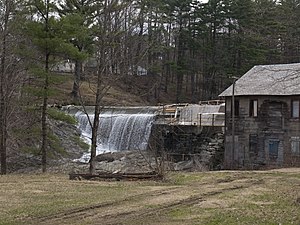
[
  {"x1": 99, "y1": 185, "x2": 248, "y2": 225},
  {"x1": 28, "y1": 187, "x2": 180, "y2": 224},
  {"x1": 28, "y1": 178, "x2": 261, "y2": 225}
]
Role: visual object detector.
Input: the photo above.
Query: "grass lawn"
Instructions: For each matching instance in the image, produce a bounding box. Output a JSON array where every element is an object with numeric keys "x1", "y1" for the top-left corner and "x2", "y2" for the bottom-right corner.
[{"x1": 0, "y1": 169, "x2": 299, "y2": 225}]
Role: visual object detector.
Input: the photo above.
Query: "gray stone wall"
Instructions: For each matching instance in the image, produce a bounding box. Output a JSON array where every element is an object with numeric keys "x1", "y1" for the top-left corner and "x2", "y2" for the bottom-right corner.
[
  {"x1": 151, "y1": 124, "x2": 224, "y2": 170},
  {"x1": 224, "y1": 95, "x2": 300, "y2": 168}
]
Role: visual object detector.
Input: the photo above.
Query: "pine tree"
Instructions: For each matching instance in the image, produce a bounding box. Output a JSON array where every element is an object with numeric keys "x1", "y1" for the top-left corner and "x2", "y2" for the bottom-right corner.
[
  {"x1": 57, "y1": 0, "x2": 96, "y2": 101},
  {"x1": 277, "y1": 0, "x2": 300, "y2": 63},
  {"x1": 24, "y1": 0, "x2": 82, "y2": 172}
]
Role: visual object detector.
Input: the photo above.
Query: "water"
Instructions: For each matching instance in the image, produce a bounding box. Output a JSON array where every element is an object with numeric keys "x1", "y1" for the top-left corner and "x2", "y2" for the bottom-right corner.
[{"x1": 75, "y1": 108, "x2": 156, "y2": 161}]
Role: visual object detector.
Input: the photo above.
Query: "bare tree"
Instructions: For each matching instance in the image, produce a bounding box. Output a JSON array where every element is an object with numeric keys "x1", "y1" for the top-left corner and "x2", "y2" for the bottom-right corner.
[
  {"x1": 0, "y1": 0, "x2": 27, "y2": 174},
  {"x1": 0, "y1": 0, "x2": 16, "y2": 174},
  {"x1": 0, "y1": 0, "x2": 11, "y2": 174},
  {"x1": 88, "y1": 0, "x2": 143, "y2": 174}
]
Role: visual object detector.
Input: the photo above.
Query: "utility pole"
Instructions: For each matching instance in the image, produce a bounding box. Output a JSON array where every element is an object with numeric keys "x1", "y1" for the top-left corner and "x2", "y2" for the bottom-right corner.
[{"x1": 231, "y1": 77, "x2": 238, "y2": 169}]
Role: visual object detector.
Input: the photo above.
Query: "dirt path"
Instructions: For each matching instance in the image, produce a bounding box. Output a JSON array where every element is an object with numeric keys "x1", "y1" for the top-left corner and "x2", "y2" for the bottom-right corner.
[
  {"x1": 30, "y1": 174, "x2": 265, "y2": 225},
  {"x1": 35, "y1": 187, "x2": 180, "y2": 224}
]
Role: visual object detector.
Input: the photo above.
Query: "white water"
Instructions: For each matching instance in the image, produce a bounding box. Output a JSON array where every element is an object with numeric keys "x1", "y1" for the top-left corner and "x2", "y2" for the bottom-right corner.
[{"x1": 75, "y1": 110, "x2": 156, "y2": 161}]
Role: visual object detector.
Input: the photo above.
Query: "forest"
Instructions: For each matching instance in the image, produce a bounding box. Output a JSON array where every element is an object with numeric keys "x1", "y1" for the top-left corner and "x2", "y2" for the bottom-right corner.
[{"x1": 0, "y1": 0, "x2": 300, "y2": 174}]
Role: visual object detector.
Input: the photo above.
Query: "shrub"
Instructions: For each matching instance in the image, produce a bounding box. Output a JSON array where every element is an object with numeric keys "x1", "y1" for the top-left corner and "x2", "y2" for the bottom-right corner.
[{"x1": 47, "y1": 108, "x2": 77, "y2": 125}]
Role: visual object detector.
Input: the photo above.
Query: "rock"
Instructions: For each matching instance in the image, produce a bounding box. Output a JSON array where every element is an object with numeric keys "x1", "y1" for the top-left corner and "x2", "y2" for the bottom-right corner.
[
  {"x1": 92, "y1": 151, "x2": 159, "y2": 173},
  {"x1": 174, "y1": 160, "x2": 194, "y2": 171},
  {"x1": 95, "y1": 152, "x2": 116, "y2": 162}
]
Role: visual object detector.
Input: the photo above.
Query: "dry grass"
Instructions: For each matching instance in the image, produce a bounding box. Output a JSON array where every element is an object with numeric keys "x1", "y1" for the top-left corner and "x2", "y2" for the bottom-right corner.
[
  {"x1": 0, "y1": 169, "x2": 299, "y2": 225},
  {"x1": 51, "y1": 75, "x2": 147, "y2": 106}
]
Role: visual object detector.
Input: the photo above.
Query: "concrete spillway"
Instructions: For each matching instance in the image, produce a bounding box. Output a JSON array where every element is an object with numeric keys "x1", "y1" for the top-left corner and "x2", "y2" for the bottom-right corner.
[{"x1": 70, "y1": 107, "x2": 159, "y2": 156}]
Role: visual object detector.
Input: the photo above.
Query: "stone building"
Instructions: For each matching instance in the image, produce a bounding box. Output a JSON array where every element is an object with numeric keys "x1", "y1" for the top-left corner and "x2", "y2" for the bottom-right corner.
[{"x1": 219, "y1": 63, "x2": 300, "y2": 169}]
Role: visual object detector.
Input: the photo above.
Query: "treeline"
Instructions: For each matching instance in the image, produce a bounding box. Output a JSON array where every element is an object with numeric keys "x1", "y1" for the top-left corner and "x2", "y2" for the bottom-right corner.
[{"x1": 0, "y1": 0, "x2": 300, "y2": 174}]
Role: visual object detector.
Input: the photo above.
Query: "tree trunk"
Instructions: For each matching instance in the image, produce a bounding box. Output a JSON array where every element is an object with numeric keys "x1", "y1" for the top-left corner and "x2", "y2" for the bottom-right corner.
[
  {"x1": 90, "y1": 0, "x2": 108, "y2": 174},
  {"x1": 89, "y1": 62, "x2": 103, "y2": 174},
  {"x1": 135, "y1": 7, "x2": 144, "y2": 75},
  {"x1": 71, "y1": 59, "x2": 82, "y2": 100},
  {"x1": 41, "y1": 0, "x2": 50, "y2": 173},
  {"x1": 176, "y1": 32, "x2": 184, "y2": 103},
  {"x1": 89, "y1": 98, "x2": 100, "y2": 174},
  {"x1": 191, "y1": 73, "x2": 195, "y2": 103},
  {"x1": 0, "y1": 53, "x2": 7, "y2": 174},
  {"x1": 41, "y1": 52, "x2": 49, "y2": 173},
  {"x1": 164, "y1": 43, "x2": 171, "y2": 94},
  {"x1": 0, "y1": 0, "x2": 10, "y2": 175}
]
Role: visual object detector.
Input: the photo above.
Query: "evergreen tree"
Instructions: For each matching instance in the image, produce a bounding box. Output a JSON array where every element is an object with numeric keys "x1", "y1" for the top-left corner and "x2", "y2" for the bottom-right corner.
[
  {"x1": 24, "y1": 0, "x2": 82, "y2": 172},
  {"x1": 277, "y1": 0, "x2": 300, "y2": 63},
  {"x1": 252, "y1": 0, "x2": 281, "y2": 64},
  {"x1": 57, "y1": 0, "x2": 96, "y2": 101},
  {"x1": 201, "y1": 0, "x2": 229, "y2": 99}
]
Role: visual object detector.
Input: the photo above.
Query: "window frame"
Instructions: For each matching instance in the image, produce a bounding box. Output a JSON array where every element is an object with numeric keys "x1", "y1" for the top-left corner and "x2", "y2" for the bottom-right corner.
[
  {"x1": 291, "y1": 100, "x2": 300, "y2": 118},
  {"x1": 291, "y1": 137, "x2": 300, "y2": 156},
  {"x1": 269, "y1": 139, "x2": 279, "y2": 158},
  {"x1": 232, "y1": 99, "x2": 239, "y2": 117},
  {"x1": 249, "y1": 99, "x2": 258, "y2": 117}
]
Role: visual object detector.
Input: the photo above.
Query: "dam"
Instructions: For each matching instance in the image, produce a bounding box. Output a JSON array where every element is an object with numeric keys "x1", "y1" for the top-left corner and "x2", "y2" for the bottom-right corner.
[{"x1": 63, "y1": 102, "x2": 225, "y2": 159}]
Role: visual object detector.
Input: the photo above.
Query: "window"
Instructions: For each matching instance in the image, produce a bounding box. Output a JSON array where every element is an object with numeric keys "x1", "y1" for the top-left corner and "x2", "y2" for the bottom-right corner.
[
  {"x1": 291, "y1": 100, "x2": 300, "y2": 118},
  {"x1": 291, "y1": 137, "x2": 300, "y2": 156},
  {"x1": 250, "y1": 100, "x2": 258, "y2": 117},
  {"x1": 232, "y1": 100, "x2": 239, "y2": 116},
  {"x1": 235, "y1": 100, "x2": 239, "y2": 116}
]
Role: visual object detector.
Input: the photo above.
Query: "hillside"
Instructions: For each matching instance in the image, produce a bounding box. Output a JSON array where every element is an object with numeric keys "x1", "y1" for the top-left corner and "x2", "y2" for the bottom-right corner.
[{"x1": 50, "y1": 73, "x2": 198, "y2": 107}]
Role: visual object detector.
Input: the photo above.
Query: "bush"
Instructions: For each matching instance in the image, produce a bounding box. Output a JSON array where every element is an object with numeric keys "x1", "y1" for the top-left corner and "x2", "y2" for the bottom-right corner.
[
  {"x1": 47, "y1": 108, "x2": 77, "y2": 125},
  {"x1": 71, "y1": 136, "x2": 90, "y2": 151}
]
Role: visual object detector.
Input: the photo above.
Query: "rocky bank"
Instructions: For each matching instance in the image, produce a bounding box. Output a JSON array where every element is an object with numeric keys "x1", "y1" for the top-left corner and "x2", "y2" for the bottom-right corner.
[
  {"x1": 67, "y1": 133, "x2": 224, "y2": 174},
  {"x1": 9, "y1": 115, "x2": 224, "y2": 174}
]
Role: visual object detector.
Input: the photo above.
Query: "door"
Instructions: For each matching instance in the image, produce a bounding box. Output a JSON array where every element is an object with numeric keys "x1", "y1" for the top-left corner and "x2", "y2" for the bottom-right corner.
[{"x1": 269, "y1": 139, "x2": 279, "y2": 159}]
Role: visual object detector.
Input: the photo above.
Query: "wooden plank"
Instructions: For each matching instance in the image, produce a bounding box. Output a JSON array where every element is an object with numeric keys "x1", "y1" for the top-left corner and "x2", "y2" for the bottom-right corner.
[{"x1": 69, "y1": 172, "x2": 163, "y2": 181}]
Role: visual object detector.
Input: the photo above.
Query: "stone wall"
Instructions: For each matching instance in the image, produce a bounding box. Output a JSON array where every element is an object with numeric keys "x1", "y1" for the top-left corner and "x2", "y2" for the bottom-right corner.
[
  {"x1": 224, "y1": 95, "x2": 300, "y2": 169},
  {"x1": 150, "y1": 124, "x2": 224, "y2": 171}
]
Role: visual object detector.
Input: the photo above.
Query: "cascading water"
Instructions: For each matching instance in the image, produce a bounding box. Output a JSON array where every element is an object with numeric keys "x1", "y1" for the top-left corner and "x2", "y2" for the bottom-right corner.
[{"x1": 74, "y1": 107, "x2": 157, "y2": 161}]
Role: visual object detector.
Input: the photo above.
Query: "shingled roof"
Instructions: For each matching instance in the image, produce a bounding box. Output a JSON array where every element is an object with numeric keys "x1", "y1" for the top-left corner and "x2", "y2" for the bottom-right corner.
[{"x1": 219, "y1": 63, "x2": 300, "y2": 97}]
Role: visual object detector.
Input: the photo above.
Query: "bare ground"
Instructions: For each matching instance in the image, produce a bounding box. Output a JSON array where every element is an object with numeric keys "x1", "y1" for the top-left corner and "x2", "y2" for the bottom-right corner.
[{"x1": 1, "y1": 169, "x2": 299, "y2": 225}]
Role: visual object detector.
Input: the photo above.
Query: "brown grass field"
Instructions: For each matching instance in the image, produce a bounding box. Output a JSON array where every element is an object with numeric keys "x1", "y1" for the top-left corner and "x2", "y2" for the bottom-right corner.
[
  {"x1": 0, "y1": 169, "x2": 299, "y2": 225},
  {"x1": 51, "y1": 75, "x2": 148, "y2": 106}
]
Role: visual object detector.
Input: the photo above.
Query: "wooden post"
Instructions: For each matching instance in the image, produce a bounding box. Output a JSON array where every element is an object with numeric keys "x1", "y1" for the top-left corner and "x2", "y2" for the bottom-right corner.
[{"x1": 200, "y1": 114, "x2": 202, "y2": 127}]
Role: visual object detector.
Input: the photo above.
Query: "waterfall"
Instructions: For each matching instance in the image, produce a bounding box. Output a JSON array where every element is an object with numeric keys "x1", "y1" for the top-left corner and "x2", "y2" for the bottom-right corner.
[{"x1": 75, "y1": 107, "x2": 157, "y2": 157}]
